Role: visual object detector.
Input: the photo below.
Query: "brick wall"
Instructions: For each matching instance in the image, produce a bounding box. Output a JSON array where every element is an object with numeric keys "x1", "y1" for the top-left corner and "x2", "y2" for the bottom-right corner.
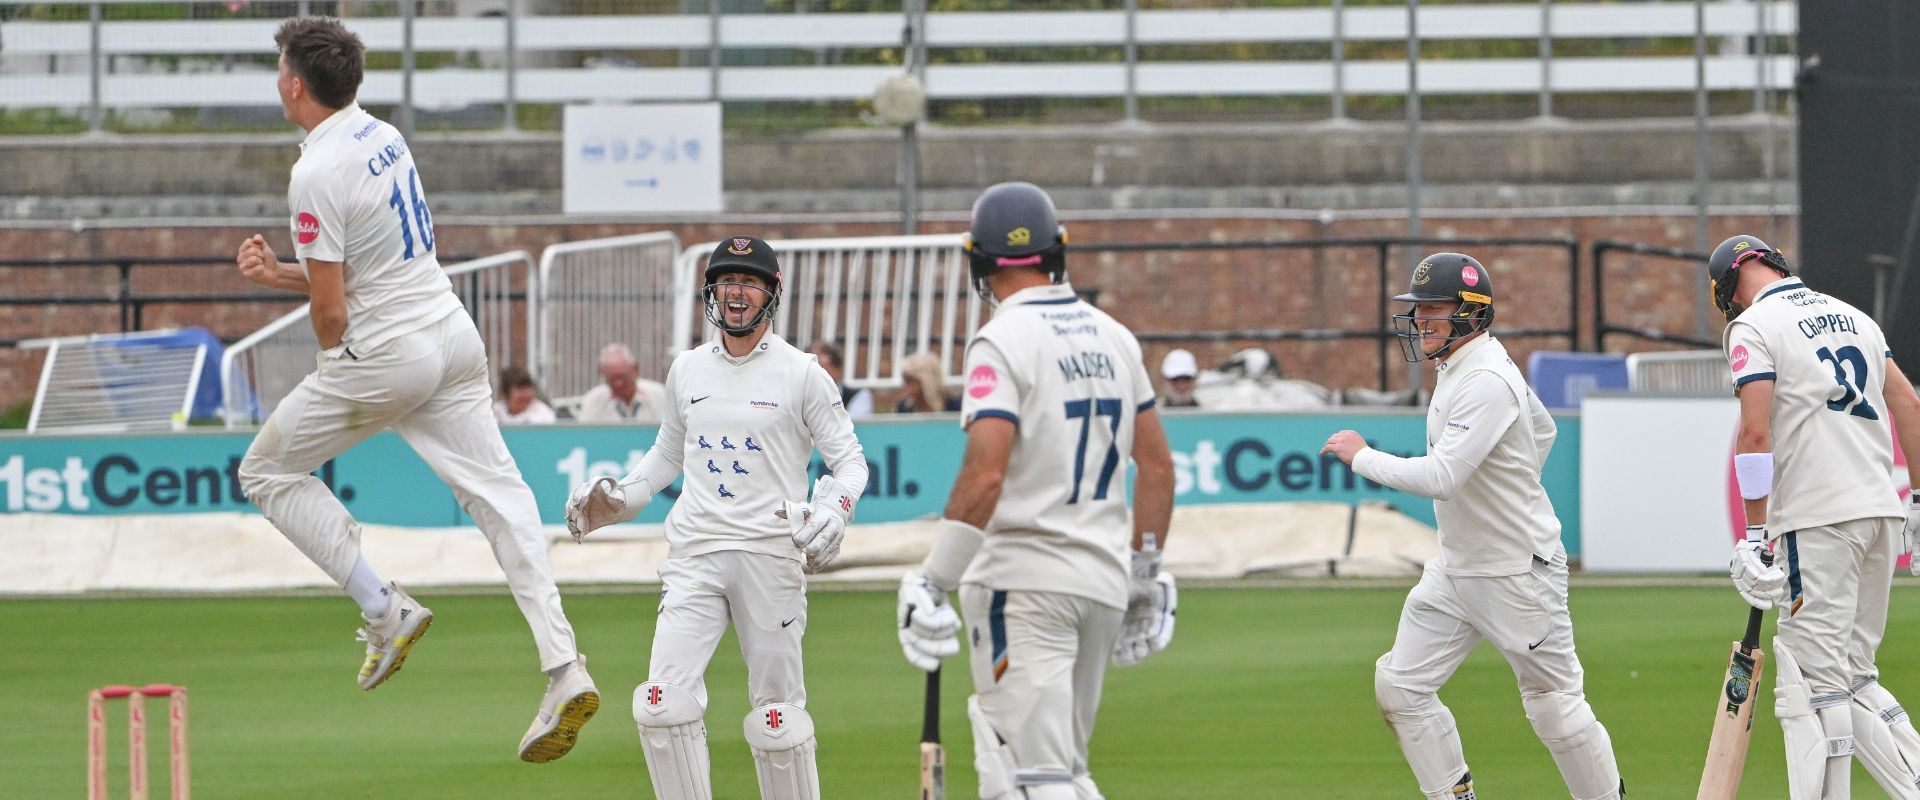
[{"x1": 0, "y1": 213, "x2": 1794, "y2": 414}]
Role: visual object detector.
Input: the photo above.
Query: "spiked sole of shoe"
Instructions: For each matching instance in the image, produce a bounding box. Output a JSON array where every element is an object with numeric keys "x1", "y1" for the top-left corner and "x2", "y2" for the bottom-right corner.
[
  {"x1": 360, "y1": 613, "x2": 433, "y2": 691},
  {"x1": 519, "y1": 690, "x2": 600, "y2": 764}
]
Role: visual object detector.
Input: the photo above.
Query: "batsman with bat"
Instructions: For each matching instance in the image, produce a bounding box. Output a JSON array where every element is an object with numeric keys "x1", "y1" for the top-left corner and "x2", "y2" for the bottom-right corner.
[
  {"x1": 1322, "y1": 253, "x2": 1624, "y2": 799},
  {"x1": 895, "y1": 181, "x2": 1177, "y2": 800},
  {"x1": 1709, "y1": 235, "x2": 1920, "y2": 799}
]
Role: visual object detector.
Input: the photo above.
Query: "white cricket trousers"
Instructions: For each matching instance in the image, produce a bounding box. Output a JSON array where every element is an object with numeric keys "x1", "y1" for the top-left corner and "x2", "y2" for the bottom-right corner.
[
  {"x1": 237, "y1": 310, "x2": 578, "y2": 671},
  {"x1": 1375, "y1": 555, "x2": 1620, "y2": 799},
  {"x1": 1774, "y1": 518, "x2": 1900, "y2": 696},
  {"x1": 647, "y1": 550, "x2": 808, "y2": 711},
  {"x1": 960, "y1": 585, "x2": 1124, "y2": 794}
]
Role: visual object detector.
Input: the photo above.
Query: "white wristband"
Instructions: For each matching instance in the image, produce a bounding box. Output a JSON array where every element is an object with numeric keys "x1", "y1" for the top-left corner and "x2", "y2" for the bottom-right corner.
[
  {"x1": 922, "y1": 518, "x2": 985, "y2": 591},
  {"x1": 1733, "y1": 452, "x2": 1773, "y2": 501}
]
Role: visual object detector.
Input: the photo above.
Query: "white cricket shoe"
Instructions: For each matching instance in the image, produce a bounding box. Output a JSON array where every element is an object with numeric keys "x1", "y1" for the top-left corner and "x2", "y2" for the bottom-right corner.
[
  {"x1": 518, "y1": 655, "x2": 600, "y2": 763},
  {"x1": 355, "y1": 582, "x2": 433, "y2": 691}
]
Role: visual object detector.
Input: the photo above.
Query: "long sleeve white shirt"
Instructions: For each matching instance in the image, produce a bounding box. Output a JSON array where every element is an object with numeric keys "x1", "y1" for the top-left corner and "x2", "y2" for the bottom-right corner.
[
  {"x1": 624, "y1": 334, "x2": 868, "y2": 561},
  {"x1": 1352, "y1": 334, "x2": 1563, "y2": 576}
]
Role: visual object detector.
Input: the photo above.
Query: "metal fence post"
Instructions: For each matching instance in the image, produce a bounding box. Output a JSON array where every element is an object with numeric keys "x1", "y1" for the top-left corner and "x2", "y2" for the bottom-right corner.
[
  {"x1": 1752, "y1": 0, "x2": 1767, "y2": 115},
  {"x1": 88, "y1": 0, "x2": 103, "y2": 134},
  {"x1": 400, "y1": 0, "x2": 416, "y2": 137},
  {"x1": 900, "y1": 0, "x2": 926, "y2": 235},
  {"x1": 1538, "y1": 0, "x2": 1553, "y2": 119},
  {"x1": 1692, "y1": 0, "x2": 1713, "y2": 341},
  {"x1": 1122, "y1": 0, "x2": 1139, "y2": 123},
  {"x1": 504, "y1": 0, "x2": 519, "y2": 132},
  {"x1": 1330, "y1": 0, "x2": 1346, "y2": 122},
  {"x1": 709, "y1": 0, "x2": 722, "y2": 102},
  {"x1": 1405, "y1": 0, "x2": 1421, "y2": 240}
]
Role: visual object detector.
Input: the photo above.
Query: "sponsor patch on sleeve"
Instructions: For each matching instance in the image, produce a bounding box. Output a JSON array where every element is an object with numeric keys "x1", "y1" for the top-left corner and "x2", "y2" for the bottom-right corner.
[
  {"x1": 1730, "y1": 344, "x2": 1749, "y2": 372},
  {"x1": 968, "y1": 364, "x2": 999, "y2": 398},
  {"x1": 295, "y1": 211, "x2": 320, "y2": 245}
]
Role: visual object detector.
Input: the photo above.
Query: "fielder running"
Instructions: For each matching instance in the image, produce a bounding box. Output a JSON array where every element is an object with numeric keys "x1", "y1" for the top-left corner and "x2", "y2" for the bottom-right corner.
[
  {"x1": 896, "y1": 182, "x2": 1178, "y2": 800},
  {"x1": 565, "y1": 236, "x2": 868, "y2": 800},
  {"x1": 1711, "y1": 234, "x2": 1920, "y2": 798},
  {"x1": 233, "y1": 17, "x2": 596, "y2": 762},
  {"x1": 1321, "y1": 253, "x2": 1624, "y2": 800}
]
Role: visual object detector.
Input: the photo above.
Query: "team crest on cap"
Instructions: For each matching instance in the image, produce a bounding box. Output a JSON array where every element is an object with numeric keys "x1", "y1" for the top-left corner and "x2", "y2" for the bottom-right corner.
[
  {"x1": 728, "y1": 238, "x2": 753, "y2": 255},
  {"x1": 1732, "y1": 242, "x2": 1750, "y2": 253},
  {"x1": 1006, "y1": 227, "x2": 1031, "y2": 247},
  {"x1": 1412, "y1": 262, "x2": 1432, "y2": 285}
]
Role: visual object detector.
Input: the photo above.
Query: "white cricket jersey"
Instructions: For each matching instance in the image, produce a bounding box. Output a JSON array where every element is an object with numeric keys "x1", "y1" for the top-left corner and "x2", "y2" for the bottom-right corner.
[
  {"x1": 959, "y1": 283, "x2": 1158, "y2": 610},
  {"x1": 626, "y1": 334, "x2": 868, "y2": 561},
  {"x1": 1353, "y1": 335, "x2": 1563, "y2": 577},
  {"x1": 1724, "y1": 277, "x2": 1903, "y2": 534},
  {"x1": 288, "y1": 104, "x2": 461, "y2": 352}
]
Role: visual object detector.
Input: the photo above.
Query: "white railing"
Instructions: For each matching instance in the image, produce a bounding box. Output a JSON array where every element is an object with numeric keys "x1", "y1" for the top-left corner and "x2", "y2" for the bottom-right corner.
[
  {"x1": 219, "y1": 250, "x2": 535, "y2": 428},
  {"x1": 23, "y1": 329, "x2": 206, "y2": 434},
  {"x1": 535, "y1": 232, "x2": 682, "y2": 401},
  {"x1": 1626, "y1": 349, "x2": 1734, "y2": 396},
  {"x1": 676, "y1": 234, "x2": 976, "y2": 391},
  {"x1": 0, "y1": 1, "x2": 1796, "y2": 122}
]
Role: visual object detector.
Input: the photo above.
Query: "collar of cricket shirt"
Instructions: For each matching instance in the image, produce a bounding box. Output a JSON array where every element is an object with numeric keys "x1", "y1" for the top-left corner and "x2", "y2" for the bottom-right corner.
[
  {"x1": 710, "y1": 332, "x2": 787, "y2": 366},
  {"x1": 1436, "y1": 332, "x2": 1496, "y2": 376},
  {"x1": 300, "y1": 103, "x2": 365, "y2": 152},
  {"x1": 999, "y1": 283, "x2": 1079, "y2": 311},
  {"x1": 1755, "y1": 276, "x2": 1805, "y2": 303}
]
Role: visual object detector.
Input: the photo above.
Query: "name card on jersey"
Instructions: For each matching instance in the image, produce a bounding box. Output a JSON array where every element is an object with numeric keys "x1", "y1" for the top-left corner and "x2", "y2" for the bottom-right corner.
[{"x1": 563, "y1": 103, "x2": 723, "y2": 214}]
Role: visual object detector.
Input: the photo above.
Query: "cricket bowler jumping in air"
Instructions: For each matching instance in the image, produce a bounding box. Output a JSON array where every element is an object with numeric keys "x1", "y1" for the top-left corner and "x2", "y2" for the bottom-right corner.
[
  {"x1": 1321, "y1": 253, "x2": 1624, "y2": 799},
  {"x1": 234, "y1": 17, "x2": 597, "y2": 763},
  {"x1": 1711, "y1": 234, "x2": 1920, "y2": 798},
  {"x1": 895, "y1": 181, "x2": 1178, "y2": 800},
  {"x1": 565, "y1": 236, "x2": 868, "y2": 800}
]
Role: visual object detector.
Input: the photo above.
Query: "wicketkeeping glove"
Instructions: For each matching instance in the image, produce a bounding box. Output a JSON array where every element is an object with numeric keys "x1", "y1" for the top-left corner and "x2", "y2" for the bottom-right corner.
[
  {"x1": 564, "y1": 477, "x2": 648, "y2": 542},
  {"x1": 1729, "y1": 534, "x2": 1786, "y2": 611},
  {"x1": 896, "y1": 572, "x2": 960, "y2": 672},
  {"x1": 780, "y1": 475, "x2": 856, "y2": 573},
  {"x1": 1904, "y1": 498, "x2": 1920, "y2": 577}
]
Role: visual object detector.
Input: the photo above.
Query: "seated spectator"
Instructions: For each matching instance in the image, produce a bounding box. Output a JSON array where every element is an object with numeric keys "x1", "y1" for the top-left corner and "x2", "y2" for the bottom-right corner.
[
  {"x1": 576, "y1": 343, "x2": 666, "y2": 423},
  {"x1": 1161, "y1": 348, "x2": 1201, "y2": 408},
  {"x1": 895, "y1": 351, "x2": 960, "y2": 413},
  {"x1": 494, "y1": 365, "x2": 556, "y2": 425},
  {"x1": 809, "y1": 341, "x2": 875, "y2": 420}
]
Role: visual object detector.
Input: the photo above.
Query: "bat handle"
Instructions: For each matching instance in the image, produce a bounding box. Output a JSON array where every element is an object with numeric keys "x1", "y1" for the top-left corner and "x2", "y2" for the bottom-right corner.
[
  {"x1": 922, "y1": 667, "x2": 942, "y2": 744},
  {"x1": 1740, "y1": 548, "x2": 1774, "y2": 652}
]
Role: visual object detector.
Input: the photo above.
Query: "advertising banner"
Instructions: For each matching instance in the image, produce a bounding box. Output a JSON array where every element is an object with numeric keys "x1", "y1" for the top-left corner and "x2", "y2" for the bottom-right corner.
[{"x1": 0, "y1": 410, "x2": 1585, "y2": 554}]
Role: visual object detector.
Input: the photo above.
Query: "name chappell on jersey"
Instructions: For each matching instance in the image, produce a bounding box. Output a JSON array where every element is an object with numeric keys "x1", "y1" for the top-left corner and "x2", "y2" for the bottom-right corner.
[{"x1": 1798, "y1": 313, "x2": 1858, "y2": 339}]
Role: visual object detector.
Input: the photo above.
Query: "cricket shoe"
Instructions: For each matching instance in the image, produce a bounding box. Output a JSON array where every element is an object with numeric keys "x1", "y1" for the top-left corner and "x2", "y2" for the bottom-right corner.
[
  {"x1": 355, "y1": 582, "x2": 433, "y2": 691},
  {"x1": 518, "y1": 654, "x2": 600, "y2": 763}
]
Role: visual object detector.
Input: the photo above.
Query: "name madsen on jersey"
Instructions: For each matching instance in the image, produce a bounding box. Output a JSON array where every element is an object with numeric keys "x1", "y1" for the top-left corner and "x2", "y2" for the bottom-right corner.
[
  {"x1": 1797, "y1": 312, "x2": 1859, "y2": 339},
  {"x1": 1058, "y1": 351, "x2": 1117, "y2": 383}
]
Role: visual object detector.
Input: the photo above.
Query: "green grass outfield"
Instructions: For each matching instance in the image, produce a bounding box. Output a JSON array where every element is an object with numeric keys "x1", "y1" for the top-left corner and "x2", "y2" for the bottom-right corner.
[{"x1": 6, "y1": 582, "x2": 1916, "y2": 798}]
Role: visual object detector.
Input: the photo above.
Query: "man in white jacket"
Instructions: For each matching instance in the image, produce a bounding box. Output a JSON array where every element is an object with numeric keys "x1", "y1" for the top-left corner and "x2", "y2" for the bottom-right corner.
[
  {"x1": 565, "y1": 236, "x2": 868, "y2": 800},
  {"x1": 1322, "y1": 252, "x2": 1623, "y2": 800}
]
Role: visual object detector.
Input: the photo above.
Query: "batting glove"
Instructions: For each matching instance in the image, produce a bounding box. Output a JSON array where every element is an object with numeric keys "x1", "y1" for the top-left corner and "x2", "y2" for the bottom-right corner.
[
  {"x1": 1729, "y1": 536, "x2": 1785, "y2": 611},
  {"x1": 1904, "y1": 498, "x2": 1920, "y2": 577},
  {"x1": 896, "y1": 572, "x2": 960, "y2": 672},
  {"x1": 1113, "y1": 572, "x2": 1177, "y2": 667},
  {"x1": 564, "y1": 477, "x2": 647, "y2": 542}
]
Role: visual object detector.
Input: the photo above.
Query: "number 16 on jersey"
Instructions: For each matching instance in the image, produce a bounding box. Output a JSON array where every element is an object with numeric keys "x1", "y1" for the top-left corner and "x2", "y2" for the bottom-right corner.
[{"x1": 387, "y1": 167, "x2": 435, "y2": 259}]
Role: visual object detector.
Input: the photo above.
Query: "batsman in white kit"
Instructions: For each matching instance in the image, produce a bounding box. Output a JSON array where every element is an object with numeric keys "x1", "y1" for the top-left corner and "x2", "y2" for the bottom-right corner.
[
  {"x1": 895, "y1": 182, "x2": 1178, "y2": 800},
  {"x1": 232, "y1": 17, "x2": 598, "y2": 763},
  {"x1": 564, "y1": 236, "x2": 867, "y2": 800},
  {"x1": 1321, "y1": 253, "x2": 1624, "y2": 800},
  {"x1": 1710, "y1": 235, "x2": 1920, "y2": 799}
]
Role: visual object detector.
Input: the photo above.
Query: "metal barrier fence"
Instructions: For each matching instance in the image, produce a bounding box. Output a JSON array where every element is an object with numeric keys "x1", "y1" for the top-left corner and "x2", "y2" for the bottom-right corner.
[
  {"x1": 675, "y1": 234, "x2": 975, "y2": 391},
  {"x1": 1591, "y1": 239, "x2": 1716, "y2": 351},
  {"x1": 24, "y1": 328, "x2": 207, "y2": 433},
  {"x1": 1626, "y1": 349, "x2": 1732, "y2": 395},
  {"x1": 0, "y1": 256, "x2": 294, "y2": 347},
  {"x1": 219, "y1": 250, "x2": 533, "y2": 427},
  {"x1": 0, "y1": 0, "x2": 1797, "y2": 133},
  {"x1": 535, "y1": 231, "x2": 681, "y2": 401},
  {"x1": 669, "y1": 234, "x2": 1579, "y2": 395}
]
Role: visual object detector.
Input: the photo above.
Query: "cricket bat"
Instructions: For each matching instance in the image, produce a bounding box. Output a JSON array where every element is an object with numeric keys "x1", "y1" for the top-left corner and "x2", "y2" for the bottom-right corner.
[
  {"x1": 1696, "y1": 597, "x2": 1768, "y2": 799},
  {"x1": 920, "y1": 667, "x2": 945, "y2": 800}
]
